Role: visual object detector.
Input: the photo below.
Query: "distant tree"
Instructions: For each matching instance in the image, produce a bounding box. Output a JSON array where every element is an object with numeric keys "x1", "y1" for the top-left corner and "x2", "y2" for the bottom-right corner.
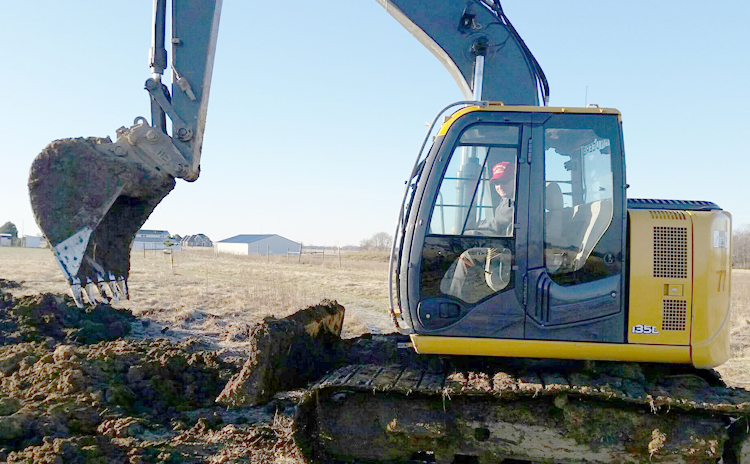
[
  {"x1": 0, "y1": 222, "x2": 18, "y2": 239},
  {"x1": 360, "y1": 232, "x2": 393, "y2": 251},
  {"x1": 734, "y1": 225, "x2": 750, "y2": 269}
]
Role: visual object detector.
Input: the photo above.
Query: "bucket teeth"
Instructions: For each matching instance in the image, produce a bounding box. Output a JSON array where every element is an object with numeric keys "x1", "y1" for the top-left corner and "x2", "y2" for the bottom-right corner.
[
  {"x1": 70, "y1": 278, "x2": 84, "y2": 309},
  {"x1": 95, "y1": 279, "x2": 111, "y2": 304},
  {"x1": 108, "y1": 272, "x2": 122, "y2": 301},
  {"x1": 117, "y1": 276, "x2": 129, "y2": 300},
  {"x1": 89, "y1": 264, "x2": 112, "y2": 304},
  {"x1": 84, "y1": 279, "x2": 99, "y2": 305}
]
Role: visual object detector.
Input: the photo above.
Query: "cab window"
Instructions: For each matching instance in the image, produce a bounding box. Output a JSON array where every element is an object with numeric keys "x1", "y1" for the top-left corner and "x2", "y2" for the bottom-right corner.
[
  {"x1": 544, "y1": 128, "x2": 614, "y2": 280},
  {"x1": 424, "y1": 123, "x2": 520, "y2": 304}
]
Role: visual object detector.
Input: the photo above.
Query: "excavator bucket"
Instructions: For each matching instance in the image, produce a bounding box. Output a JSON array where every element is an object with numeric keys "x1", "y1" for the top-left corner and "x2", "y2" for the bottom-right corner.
[
  {"x1": 27, "y1": 0, "x2": 221, "y2": 308},
  {"x1": 29, "y1": 134, "x2": 176, "y2": 308}
]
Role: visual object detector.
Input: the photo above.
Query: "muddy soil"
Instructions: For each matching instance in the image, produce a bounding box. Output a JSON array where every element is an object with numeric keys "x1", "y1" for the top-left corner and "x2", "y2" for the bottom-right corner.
[
  {"x1": 0, "y1": 281, "x2": 310, "y2": 463},
  {"x1": 0, "y1": 293, "x2": 134, "y2": 346}
]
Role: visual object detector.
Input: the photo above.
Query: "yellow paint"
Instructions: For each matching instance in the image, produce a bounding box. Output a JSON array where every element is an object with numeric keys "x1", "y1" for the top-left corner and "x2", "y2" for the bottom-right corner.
[
  {"x1": 409, "y1": 335, "x2": 692, "y2": 364},
  {"x1": 627, "y1": 209, "x2": 692, "y2": 346},
  {"x1": 689, "y1": 210, "x2": 732, "y2": 368},
  {"x1": 436, "y1": 104, "x2": 622, "y2": 136},
  {"x1": 666, "y1": 284, "x2": 683, "y2": 296}
]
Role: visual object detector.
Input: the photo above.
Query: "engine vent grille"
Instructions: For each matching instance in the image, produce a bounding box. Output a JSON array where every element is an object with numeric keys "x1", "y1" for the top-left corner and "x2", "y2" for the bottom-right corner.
[
  {"x1": 662, "y1": 299, "x2": 687, "y2": 331},
  {"x1": 653, "y1": 227, "x2": 688, "y2": 278},
  {"x1": 649, "y1": 210, "x2": 687, "y2": 220}
]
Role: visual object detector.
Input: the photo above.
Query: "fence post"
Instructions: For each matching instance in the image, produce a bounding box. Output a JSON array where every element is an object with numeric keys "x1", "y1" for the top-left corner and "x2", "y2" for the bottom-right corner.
[
  {"x1": 299, "y1": 244, "x2": 302, "y2": 263},
  {"x1": 338, "y1": 246, "x2": 342, "y2": 268}
]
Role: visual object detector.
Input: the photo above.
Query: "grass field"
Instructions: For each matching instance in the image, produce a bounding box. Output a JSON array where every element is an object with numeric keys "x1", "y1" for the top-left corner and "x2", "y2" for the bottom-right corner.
[
  {"x1": 0, "y1": 247, "x2": 391, "y2": 342},
  {"x1": 1, "y1": 247, "x2": 749, "y2": 386},
  {"x1": 716, "y1": 269, "x2": 750, "y2": 387}
]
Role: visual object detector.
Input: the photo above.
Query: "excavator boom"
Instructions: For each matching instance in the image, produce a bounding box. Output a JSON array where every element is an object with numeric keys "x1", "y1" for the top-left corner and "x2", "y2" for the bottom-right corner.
[{"x1": 378, "y1": 0, "x2": 548, "y2": 104}]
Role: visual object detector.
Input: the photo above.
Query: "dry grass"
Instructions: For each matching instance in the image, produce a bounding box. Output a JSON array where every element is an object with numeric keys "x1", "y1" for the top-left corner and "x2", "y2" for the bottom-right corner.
[
  {"x1": 716, "y1": 269, "x2": 750, "y2": 387},
  {"x1": 0, "y1": 247, "x2": 389, "y2": 343}
]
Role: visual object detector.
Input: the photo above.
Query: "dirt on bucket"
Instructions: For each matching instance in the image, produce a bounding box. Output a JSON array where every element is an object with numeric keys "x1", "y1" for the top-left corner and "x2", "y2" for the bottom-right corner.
[{"x1": 28, "y1": 137, "x2": 175, "y2": 282}]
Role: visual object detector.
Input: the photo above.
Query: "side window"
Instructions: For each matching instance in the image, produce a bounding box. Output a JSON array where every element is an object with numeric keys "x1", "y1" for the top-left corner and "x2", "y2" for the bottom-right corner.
[
  {"x1": 428, "y1": 145, "x2": 489, "y2": 235},
  {"x1": 425, "y1": 124, "x2": 520, "y2": 304},
  {"x1": 544, "y1": 129, "x2": 614, "y2": 278},
  {"x1": 429, "y1": 125, "x2": 519, "y2": 237}
]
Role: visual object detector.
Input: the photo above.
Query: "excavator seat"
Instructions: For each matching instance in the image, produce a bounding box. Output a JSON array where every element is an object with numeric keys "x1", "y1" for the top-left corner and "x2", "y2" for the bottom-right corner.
[
  {"x1": 544, "y1": 181, "x2": 613, "y2": 274},
  {"x1": 571, "y1": 198, "x2": 613, "y2": 270},
  {"x1": 544, "y1": 181, "x2": 573, "y2": 272}
]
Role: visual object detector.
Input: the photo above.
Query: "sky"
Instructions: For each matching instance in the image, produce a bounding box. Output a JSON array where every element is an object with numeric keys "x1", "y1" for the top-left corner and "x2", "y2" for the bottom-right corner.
[{"x1": 1, "y1": 1, "x2": 748, "y2": 247}]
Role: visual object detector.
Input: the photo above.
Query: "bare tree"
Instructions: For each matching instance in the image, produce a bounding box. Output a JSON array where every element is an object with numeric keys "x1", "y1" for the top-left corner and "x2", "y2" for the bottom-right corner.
[
  {"x1": 733, "y1": 225, "x2": 750, "y2": 269},
  {"x1": 0, "y1": 222, "x2": 18, "y2": 238},
  {"x1": 360, "y1": 232, "x2": 393, "y2": 251}
]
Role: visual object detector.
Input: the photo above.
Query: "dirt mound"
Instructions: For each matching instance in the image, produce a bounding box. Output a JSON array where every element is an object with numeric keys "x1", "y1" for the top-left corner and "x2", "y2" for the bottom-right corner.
[
  {"x1": 217, "y1": 300, "x2": 346, "y2": 407},
  {"x1": 0, "y1": 294, "x2": 363, "y2": 463},
  {"x1": 0, "y1": 293, "x2": 135, "y2": 345},
  {"x1": 0, "y1": 338, "x2": 247, "y2": 461}
]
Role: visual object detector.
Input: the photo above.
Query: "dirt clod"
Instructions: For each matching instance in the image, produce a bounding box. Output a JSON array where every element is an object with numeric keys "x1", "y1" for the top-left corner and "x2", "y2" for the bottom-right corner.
[{"x1": 216, "y1": 300, "x2": 346, "y2": 407}]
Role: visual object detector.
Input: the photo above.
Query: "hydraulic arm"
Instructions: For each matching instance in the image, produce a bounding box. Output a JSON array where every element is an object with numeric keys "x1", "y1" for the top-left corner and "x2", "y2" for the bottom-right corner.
[{"x1": 378, "y1": 0, "x2": 548, "y2": 104}]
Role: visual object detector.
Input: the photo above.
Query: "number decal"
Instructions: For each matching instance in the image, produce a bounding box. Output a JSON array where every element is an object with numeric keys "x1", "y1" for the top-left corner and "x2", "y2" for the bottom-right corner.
[
  {"x1": 631, "y1": 324, "x2": 659, "y2": 334},
  {"x1": 717, "y1": 270, "x2": 727, "y2": 292}
]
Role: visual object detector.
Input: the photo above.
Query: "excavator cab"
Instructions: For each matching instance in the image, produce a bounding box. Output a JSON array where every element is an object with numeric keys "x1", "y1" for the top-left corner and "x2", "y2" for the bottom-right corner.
[{"x1": 393, "y1": 104, "x2": 628, "y2": 352}]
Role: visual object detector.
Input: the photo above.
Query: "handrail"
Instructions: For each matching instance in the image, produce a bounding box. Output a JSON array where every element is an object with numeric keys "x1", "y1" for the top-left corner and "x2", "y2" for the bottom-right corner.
[{"x1": 387, "y1": 100, "x2": 487, "y2": 334}]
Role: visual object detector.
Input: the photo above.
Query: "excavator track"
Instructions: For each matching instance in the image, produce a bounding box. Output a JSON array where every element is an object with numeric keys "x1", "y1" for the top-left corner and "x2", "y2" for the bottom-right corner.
[{"x1": 294, "y1": 348, "x2": 750, "y2": 464}]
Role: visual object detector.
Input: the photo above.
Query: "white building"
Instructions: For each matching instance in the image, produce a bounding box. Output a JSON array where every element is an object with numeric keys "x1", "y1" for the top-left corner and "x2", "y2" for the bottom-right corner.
[
  {"x1": 132, "y1": 229, "x2": 181, "y2": 251},
  {"x1": 215, "y1": 234, "x2": 300, "y2": 256},
  {"x1": 0, "y1": 234, "x2": 11, "y2": 247},
  {"x1": 23, "y1": 236, "x2": 41, "y2": 248}
]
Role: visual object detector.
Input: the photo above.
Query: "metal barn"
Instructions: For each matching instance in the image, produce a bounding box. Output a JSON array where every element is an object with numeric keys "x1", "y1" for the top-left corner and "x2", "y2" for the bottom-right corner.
[{"x1": 215, "y1": 234, "x2": 300, "y2": 256}]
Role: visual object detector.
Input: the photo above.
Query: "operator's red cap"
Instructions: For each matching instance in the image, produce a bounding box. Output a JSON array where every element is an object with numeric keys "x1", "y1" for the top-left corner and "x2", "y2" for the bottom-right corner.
[{"x1": 490, "y1": 161, "x2": 514, "y2": 183}]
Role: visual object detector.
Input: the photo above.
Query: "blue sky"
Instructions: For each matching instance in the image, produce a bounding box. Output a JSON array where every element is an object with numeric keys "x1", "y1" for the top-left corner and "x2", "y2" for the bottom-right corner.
[{"x1": 1, "y1": 1, "x2": 748, "y2": 247}]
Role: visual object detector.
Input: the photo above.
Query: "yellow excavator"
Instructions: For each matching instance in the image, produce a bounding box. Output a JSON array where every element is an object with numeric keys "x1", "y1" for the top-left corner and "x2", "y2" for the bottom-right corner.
[{"x1": 29, "y1": 1, "x2": 742, "y2": 462}]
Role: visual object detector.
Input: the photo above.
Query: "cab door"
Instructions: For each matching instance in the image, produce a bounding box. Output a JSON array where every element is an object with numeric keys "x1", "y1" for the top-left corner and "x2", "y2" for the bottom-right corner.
[
  {"x1": 405, "y1": 110, "x2": 533, "y2": 339},
  {"x1": 524, "y1": 112, "x2": 627, "y2": 342}
]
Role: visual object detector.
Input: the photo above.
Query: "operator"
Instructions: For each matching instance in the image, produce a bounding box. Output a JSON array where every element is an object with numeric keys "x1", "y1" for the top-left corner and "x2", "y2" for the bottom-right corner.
[
  {"x1": 442, "y1": 161, "x2": 516, "y2": 302},
  {"x1": 478, "y1": 160, "x2": 515, "y2": 236}
]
